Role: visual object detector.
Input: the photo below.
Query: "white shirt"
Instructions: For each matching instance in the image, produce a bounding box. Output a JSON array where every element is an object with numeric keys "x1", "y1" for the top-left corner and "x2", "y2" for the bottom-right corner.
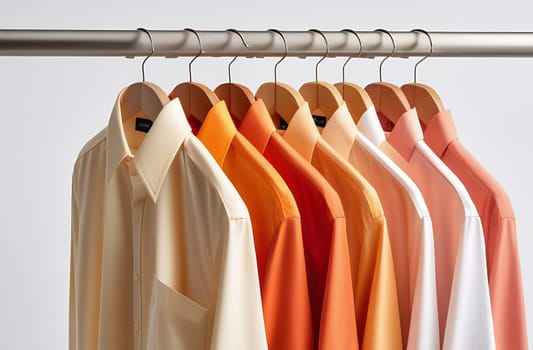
[{"x1": 360, "y1": 107, "x2": 495, "y2": 349}]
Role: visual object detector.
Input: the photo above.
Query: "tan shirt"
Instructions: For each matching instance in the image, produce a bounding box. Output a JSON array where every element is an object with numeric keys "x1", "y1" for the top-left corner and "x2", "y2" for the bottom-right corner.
[{"x1": 69, "y1": 90, "x2": 267, "y2": 350}]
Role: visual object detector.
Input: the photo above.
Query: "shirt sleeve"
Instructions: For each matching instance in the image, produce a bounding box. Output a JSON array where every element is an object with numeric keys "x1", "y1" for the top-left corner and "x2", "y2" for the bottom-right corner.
[
  {"x1": 69, "y1": 173, "x2": 79, "y2": 350},
  {"x1": 260, "y1": 217, "x2": 314, "y2": 350},
  {"x1": 319, "y1": 217, "x2": 359, "y2": 350},
  {"x1": 443, "y1": 216, "x2": 496, "y2": 350},
  {"x1": 360, "y1": 215, "x2": 403, "y2": 350},
  {"x1": 408, "y1": 216, "x2": 440, "y2": 350},
  {"x1": 487, "y1": 217, "x2": 528, "y2": 350},
  {"x1": 209, "y1": 217, "x2": 268, "y2": 350}
]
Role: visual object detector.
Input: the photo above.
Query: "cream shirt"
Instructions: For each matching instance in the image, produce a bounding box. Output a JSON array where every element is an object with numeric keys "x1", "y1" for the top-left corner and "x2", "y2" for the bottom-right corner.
[{"x1": 69, "y1": 90, "x2": 267, "y2": 350}]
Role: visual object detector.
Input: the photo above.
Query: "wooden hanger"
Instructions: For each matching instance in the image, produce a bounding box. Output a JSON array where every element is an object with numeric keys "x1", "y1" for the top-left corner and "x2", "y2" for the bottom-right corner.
[
  {"x1": 121, "y1": 28, "x2": 169, "y2": 123},
  {"x1": 256, "y1": 82, "x2": 305, "y2": 122},
  {"x1": 334, "y1": 29, "x2": 373, "y2": 123},
  {"x1": 401, "y1": 83, "x2": 444, "y2": 125},
  {"x1": 255, "y1": 29, "x2": 305, "y2": 123},
  {"x1": 365, "y1": 29, "x2": 410, "y2": 124},
  {"x1": 214, "y1": 29, "x2": 255, "y2": 120},
  {"x1": 400, "y1": 30, "x2": 444, "y2": 125},
  {"x1": 365, "y1": 82, "x2": 410, "y2": 124},
  {"x1": 121, "y1": 81, "x2": 169, "y2": 122},
  {"x1": 335, "y1": 83, "x2": 373, "y2": 123},
  {"x1": 299, "y1": 30, "x2": 343, "y2": 118},
  {"x1": 169, "y1": 28, "x2": 218, "y2": 122}
]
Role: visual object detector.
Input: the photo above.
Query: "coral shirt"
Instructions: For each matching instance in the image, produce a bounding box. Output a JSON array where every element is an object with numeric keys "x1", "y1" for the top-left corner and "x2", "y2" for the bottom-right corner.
[
  {"x1": 323, "y1": 104, "x2": 439, "y2": 350},
  {"x1": 186, "y1": 100, "x2": 314, "y2": 350},
  {"x1": 372, "y1": 108, "x2": 495, "y2": 349},
  {"x1": 278, "y1": 101, "x2": 402, "y2": 350},
  {"x1": 424, "y1": 110, "x2": 527, "y2": 350},
  {"x1": 238, "y1": 99, "x2": 354, "y2": 349}
]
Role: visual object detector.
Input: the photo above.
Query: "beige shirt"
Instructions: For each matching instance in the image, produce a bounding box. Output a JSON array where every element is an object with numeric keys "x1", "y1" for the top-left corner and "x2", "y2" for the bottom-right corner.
[{"x1": 69, "y1": 90, "x2": 267, "y2": 350}]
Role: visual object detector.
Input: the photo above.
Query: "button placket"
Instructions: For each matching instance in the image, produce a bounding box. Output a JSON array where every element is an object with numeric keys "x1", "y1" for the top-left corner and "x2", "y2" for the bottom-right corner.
[{"x1": 130, "y1": 173, "x2": 145, "y2": 350}]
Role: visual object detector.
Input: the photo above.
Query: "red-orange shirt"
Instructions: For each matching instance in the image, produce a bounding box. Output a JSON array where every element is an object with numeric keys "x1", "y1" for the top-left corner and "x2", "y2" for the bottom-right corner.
[
  {"x1": 424, "y1": 110, "x2": 527, "y2": 350},
  {"x1": 238, "y1": 99, "x2": 355, "y2": 349},
  {"x1": 183, "y1": 99, "x2": 314, "y2": 350}
]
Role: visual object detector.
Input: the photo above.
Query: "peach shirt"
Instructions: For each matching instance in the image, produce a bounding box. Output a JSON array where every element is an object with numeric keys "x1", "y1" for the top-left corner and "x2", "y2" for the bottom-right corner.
[
  {"x1": 368, "y1": 108, "x2": 495, "y2": 349},
  {"x1": 322, "y1": 104, "x2": 439, "y2": 350}
]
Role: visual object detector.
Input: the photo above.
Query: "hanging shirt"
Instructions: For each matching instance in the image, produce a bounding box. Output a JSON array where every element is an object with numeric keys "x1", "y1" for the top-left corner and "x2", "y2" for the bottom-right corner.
[
  {"x1": 322, "y1": 104, "x2": 439, "y2": 350},
  {"x1": 367, "y1": 108, "x2": 495, "y2": 350},
  {"x1": 69, "y1": 91, "x2": 267, "y2": 350},
  {"x1": 238, "y1": 99, "x2": 356, "y2": 350},
  {"x1": 278, "y1": 101, "x2": 401, "y2": 350},
  {"x1": 187, "y1": 100, "x2": 314, "y2": 350},
  {"x1": 424, "y1": 109, "x2": 528, "y2": 350}
]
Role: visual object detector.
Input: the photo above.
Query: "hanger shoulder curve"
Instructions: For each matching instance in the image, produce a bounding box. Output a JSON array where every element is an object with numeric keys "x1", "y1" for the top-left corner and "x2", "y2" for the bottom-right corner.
[
  {"x1": 256, "y1": 82, "x2": 305, "y2": 122},
  {"x1": 214, "y1": 82, "x2": 255, "y2": 121},
  {"x1": 169, "y1": 82, "x2": 219, "y2": 122},
  {"x1": 401, "y1": 83, "x2": 444, "y2": 125},
  {"x1": 365, "y1": 82, "x2": 411, "y2": 124},
  {"x1": 299, "y1": 81, "x2": 343, "y2": 118},
  {"x1": 334, "y1": 82, "x2": 373, "y2": 123},
  {"x1": 121, "y1": 81, "x2": 170, "y2": 122}
]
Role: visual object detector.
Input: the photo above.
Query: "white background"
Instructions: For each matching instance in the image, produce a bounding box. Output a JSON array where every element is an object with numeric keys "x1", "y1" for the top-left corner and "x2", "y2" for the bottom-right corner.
[{"x1": 1, "y1": 1, "x2": 532, "y2": 348}]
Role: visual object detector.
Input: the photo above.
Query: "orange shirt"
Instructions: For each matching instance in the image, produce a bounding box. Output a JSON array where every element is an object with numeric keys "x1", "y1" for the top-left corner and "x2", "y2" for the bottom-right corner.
[
  {"x1": 277, "y1": 102, "x2": 401, "y2": 350},
  {"x1": 184, "y1": 100, "x2": 314, "y2": 350},
  {"x1": 424, "y1": 110, "x2": 527, "y2": 350},
  {"x1": 238, "y1": 99, "x2": 355, "y2": 350}
]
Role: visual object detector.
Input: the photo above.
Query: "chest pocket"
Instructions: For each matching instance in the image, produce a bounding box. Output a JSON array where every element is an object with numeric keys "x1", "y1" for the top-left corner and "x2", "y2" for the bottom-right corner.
[{"x1": 147, "y1": 276, "x2": 209, "y2": 350}]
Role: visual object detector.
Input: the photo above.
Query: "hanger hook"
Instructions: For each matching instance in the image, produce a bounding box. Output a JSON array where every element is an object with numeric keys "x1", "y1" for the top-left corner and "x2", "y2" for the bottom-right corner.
[
  {"x1": 375, "y1": 29, "x2": 396, "y2": 82},
  {"x1": 341, "y1": 29, "x2": 363, "y2": 98},
  {"x1": 411, "y1": 29, "x2": 433, "y2": 83},
  {"x1": 184, "y1": 28, "x2": 204, "y2": 83},
  {"x1": 268, "y1": 29, "x2": 288, "y2": 111},
  {"x1": 137, "y1": 28, "x2": 155, "y2": 82},
  {"x1": 309, "y1": 29, "x2": 329, "y2": 83},
  {"x1": 226, "y1": 29, "x2": 250, "y2": 85}
]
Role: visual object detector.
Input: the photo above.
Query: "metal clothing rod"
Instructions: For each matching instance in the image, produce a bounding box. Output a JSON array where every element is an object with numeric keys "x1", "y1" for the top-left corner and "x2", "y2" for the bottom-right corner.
[{"x1": 1, "y1": 30, "x2": 533, "y2": 58}]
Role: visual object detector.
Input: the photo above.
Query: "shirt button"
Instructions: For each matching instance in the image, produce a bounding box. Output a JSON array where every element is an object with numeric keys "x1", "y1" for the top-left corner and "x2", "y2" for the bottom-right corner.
[
  {"x1": 134, "y1": 273, "x2": 140, "y2": 283},
  {"x1": 134, "y1": 323, "x2": 139, "y2": 332}
]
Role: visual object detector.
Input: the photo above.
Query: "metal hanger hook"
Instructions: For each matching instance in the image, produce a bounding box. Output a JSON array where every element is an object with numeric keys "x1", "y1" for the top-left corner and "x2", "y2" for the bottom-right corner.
[
  {"x1": 268, "y1": 29, "x2": 288, "y2": 88},
  {"x1": 226, "y1": 29, "x2": 250, "y2": 85},
  {"x1": 341, "y1": 29, "x2": 363, "y2": 98},
  {"x1": 375, "y1": 29, "x2": 396, "y2": 82},
  {"x1": 268, "y1": 29, "x2": 288, "y2": 111},
  {"x1": 411, "y1": 29, "x2": 433, "y2": 83},
  {"x1": 137, "y1": 27, "x2": 155, "y2": 82},
  {"x1": 184, "y1": 28, "x2": 204, "y2": 83},
  {"x1": 309, "y1": 29, "x2": 329, "y2": 83}
]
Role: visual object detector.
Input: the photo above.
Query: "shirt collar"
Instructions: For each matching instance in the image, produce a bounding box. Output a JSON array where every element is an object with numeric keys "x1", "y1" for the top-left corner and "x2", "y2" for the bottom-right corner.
[
  {"x1": 197, "y1": 100, "x2": 236, "y2": 165},
  {"x1": 238, "y1": 99, "x2": 275, "y2": 154},
  {"x1": 423, "y1": 109, "x2": 458, "y2": 157},
  {"x1": 321, "y1": 102, "x2": 357, "y2": 159},
  {"x1": 357, "y1": 105, "x2": 386, "y2": 147},
  {"x1": 107, "y1": 88, "x2": 191, "y2": 202},
  {"x1": 387, "y1": 108, "x2": 424, "y2": 161},
  {"x1": 282, "y1": 102, "x2": 320, "y2": 161}
]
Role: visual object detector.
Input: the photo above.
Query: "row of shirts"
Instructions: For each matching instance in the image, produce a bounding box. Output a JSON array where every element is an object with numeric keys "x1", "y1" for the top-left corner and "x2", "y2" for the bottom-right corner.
[{"x1": 69, "y1": 86, "x2": 527, "y2": 350}]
